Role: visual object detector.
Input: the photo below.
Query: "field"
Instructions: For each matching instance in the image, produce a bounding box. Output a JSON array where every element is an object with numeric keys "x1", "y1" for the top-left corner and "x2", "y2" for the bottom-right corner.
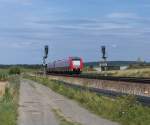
[
  {"x1": 84, "y1": 68, "x2": 150, "y2": 78},
  {"x1": 104, "y1": 68, "x2": 150, "y2": 77}
]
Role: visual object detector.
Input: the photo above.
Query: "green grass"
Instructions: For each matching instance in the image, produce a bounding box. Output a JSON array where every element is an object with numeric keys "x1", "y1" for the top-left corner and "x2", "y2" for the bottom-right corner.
[
  {"x1": 0, "y1": 73, "x2": 8, "y2": 81},
  {"x1": 84, "y1": 68, "x2": 150, "y2": 78},
  {"x1": 25, "y1": 75, "x2": 150, "y2": 125},
  {"x1": 0, "y1": 76, "x2": 20, "y2": 125},
  {"x1": 104, "y1": 68, "x2": 150, "y2": 77},
  {"x1": 0, "y1": 69, "x2": 9, "y2": 73},
  {"x1": 21, "y1": 68, "x2": 39, "y2": 73},
  {"x1": 0, "y1": 69, "x2": 9, "y2": 81}
]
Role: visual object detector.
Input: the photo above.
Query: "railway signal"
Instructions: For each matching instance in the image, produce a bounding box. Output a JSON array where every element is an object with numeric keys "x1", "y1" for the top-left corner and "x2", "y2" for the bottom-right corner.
[
  {"x1": 100, "y1": 46, "x2": 107, "y2": 73},
  {"x1": 43, "y1": 45, "x2": 49, "y2": 76},
  {"x1": 44, "y1": 45, "x2": 49, "y2": 59},
  {"x1": 101, "y1": 46, "x2": 106, "y2": 60}
]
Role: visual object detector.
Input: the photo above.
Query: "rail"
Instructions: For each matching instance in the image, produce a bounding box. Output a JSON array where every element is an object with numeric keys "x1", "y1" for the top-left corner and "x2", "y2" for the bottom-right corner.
[{"x1": 45, "y1": 73, "x2": 150, "y2": 84}]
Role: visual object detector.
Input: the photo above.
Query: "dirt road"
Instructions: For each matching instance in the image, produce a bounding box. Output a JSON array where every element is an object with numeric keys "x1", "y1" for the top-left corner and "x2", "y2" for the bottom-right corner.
[{"x1": 18, "y1": 79, "x2": 119, "y2": 125}]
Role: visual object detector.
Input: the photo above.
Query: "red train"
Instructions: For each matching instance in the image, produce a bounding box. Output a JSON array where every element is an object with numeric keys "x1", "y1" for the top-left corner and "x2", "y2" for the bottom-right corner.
[{"x1": 47, "y1": 57, "x2": 84, "y2": 74}]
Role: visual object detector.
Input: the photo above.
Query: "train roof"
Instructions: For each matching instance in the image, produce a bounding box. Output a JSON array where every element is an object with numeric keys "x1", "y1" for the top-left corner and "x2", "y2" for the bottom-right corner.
[
  {"x1": 47, "y1": 57, "x2": 82, "y2": 64},
  {"x1": 69, "y1": 57, "x2": 81, "y2": 60}
]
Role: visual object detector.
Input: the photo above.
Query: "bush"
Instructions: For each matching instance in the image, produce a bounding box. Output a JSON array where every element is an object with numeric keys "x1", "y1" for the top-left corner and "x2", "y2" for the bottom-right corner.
[{"x1": 9, "y1": 67, "x2": 21, "y2": 75}]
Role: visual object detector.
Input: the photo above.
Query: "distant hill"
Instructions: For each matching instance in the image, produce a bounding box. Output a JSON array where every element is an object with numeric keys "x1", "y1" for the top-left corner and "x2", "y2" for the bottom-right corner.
[{"x1": 84, "y1": 61, "x2": 150, "y2": 67}]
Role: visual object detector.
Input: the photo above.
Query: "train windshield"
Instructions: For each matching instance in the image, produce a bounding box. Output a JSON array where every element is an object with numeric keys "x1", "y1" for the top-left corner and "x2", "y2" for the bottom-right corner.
[{"x1": 72, "y1": 60, "x2": 80, "y2": 66}]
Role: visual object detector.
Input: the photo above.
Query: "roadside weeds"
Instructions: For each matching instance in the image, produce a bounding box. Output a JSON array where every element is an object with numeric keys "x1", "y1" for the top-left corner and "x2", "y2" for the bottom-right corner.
[{"x1": 0, "y1": 76, "x2": 20, "y2": 125}]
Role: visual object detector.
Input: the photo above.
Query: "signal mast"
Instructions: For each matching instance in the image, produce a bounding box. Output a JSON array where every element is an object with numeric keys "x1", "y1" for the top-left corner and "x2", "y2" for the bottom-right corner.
[
  {"x1": 100, "y1": 46, "x2": 107, "y2": 72},
  {"x1": 43, "y1": 45, "x2": 49, "y2": 76}
]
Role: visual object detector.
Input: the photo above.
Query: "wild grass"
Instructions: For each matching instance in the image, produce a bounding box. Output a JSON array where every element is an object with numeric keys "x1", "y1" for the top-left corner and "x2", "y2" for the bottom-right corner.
[
  {"x1": 84, "y1": 68, "x2": 150, "y2": 78},
  {"x1": 0, "y1": 76, "x2": 20, "y2": 125},
  {"x1": 0, "y1": 70, "x2": 9, "y2": 81},
  {"x1": 25, "y1": 75, "x2": 150, "y2": 125},
  {"x1": 21, "y1": 68, "x2": 39, "y2": 74},
  {"x1": 105, "y1": 68, "x2": 150, "y2": 77}
]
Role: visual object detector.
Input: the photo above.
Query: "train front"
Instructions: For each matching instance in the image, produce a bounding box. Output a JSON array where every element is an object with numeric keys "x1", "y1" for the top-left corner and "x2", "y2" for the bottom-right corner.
[{"x1": 70, "y1": 57, "x2": 83, "y2": 74}]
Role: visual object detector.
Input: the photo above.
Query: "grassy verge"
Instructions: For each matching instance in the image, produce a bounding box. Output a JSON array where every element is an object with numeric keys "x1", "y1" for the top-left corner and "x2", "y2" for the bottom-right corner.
[
  {"x1": 0, "y1": 76, "x2": 20, "y2": 125},
  {"x1": 105, "y1": 68, "x2": 150, "y2": 77},
  {"x1": 25, "y1": 75, "x2": 150, "y2": 125},
  {"x1": 85, "y1": 68, "x2": 150, "y2": 78}
]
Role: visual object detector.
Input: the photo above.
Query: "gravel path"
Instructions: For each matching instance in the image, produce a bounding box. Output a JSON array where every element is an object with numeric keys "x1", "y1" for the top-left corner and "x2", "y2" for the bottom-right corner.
[
  {"x1": 17, "y1": 79, "x2": 59, "y2": 125},
  {"x1": 18, "y1": 79, "x2": 119, "y2": 125}
]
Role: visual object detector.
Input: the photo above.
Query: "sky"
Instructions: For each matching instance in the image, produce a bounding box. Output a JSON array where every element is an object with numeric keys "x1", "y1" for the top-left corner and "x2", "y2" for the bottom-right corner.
[{"x1": 0, "y1": 0, "x2": 150, "y2": 64}]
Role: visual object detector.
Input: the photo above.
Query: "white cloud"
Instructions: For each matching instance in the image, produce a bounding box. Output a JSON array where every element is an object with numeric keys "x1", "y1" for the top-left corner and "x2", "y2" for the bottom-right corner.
[
  {"x1": 111, "y1": 44, "x2": 117, "y2": 48},
  {"x1": 0, "y1": 0, "x2": 32, "y2": 5},
  {"x1": 53, "y1": 21, "x2": 132, "y2": 31},
  {"x1": 107, "y1": 12, "x2": 139, "y2": 19}
]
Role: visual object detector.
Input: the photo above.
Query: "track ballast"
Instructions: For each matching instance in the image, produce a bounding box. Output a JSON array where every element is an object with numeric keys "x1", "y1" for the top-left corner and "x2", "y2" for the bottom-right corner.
[{"x1": 46, "y1": 73, "x2": 150, "y2": 84}]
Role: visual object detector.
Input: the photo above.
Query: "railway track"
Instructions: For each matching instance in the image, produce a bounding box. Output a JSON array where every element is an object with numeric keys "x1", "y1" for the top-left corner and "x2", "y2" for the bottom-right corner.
[
  {"x1": 46, "y1": 73, "x2": 150, "y2": 84},
  {"x1": 34, "y1": 72, "x2": 150, "y2": 106},
  {"x1": 51, "y1": 79, "x2": 150, "y2": 106}
]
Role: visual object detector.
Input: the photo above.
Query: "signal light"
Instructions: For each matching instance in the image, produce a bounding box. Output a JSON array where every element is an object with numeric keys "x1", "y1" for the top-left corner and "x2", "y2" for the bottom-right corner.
[
  {"x1": 44, "y1": 45, "x2": 49, "y2": 59},
  {"x1": 101, "y1": 46, "x2": 106, "y2": 59}
]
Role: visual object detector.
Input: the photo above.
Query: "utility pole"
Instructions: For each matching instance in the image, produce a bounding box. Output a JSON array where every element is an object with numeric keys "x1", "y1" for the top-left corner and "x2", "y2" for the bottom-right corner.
[{"x1": 43, "y1": 45, "x2": 49, "y2": 76}]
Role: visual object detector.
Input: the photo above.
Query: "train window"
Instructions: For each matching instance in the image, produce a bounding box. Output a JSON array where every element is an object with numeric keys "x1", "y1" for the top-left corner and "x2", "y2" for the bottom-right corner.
[{"x1": 72, "y1": 60, "x2": 80, "y2": 66}]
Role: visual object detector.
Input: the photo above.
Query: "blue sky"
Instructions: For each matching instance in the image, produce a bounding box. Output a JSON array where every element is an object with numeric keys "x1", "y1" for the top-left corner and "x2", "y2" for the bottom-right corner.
[{"x1": 0, "y1": 0, "x2": 150, "y2": 64}]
